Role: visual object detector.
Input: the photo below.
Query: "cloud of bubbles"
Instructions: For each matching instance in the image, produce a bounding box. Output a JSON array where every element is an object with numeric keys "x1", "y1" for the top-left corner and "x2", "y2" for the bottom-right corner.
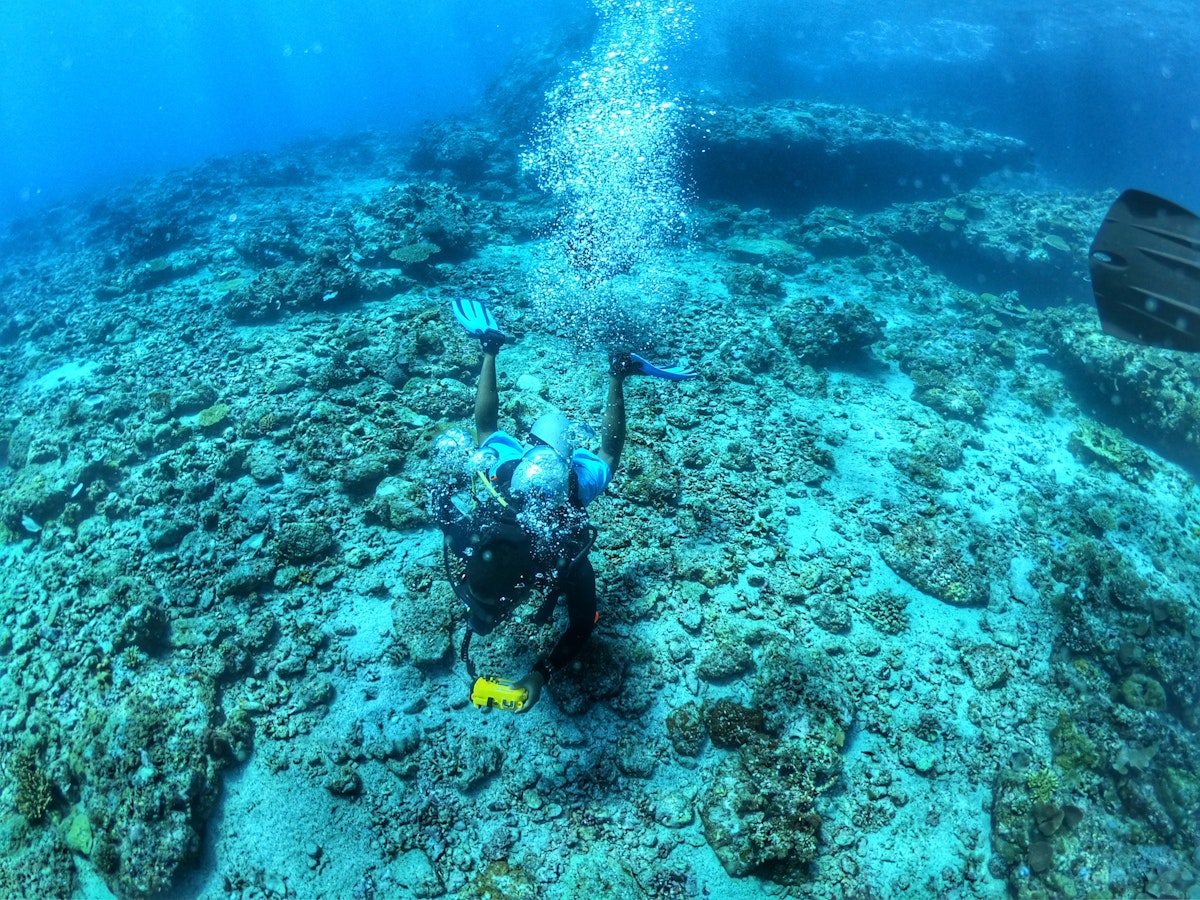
[{"x1": 523, "y1": 0, "x2": 696, "y2": 353}]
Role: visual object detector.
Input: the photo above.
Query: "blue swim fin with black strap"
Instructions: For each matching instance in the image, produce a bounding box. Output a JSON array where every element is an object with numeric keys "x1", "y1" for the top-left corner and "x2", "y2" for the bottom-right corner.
[
  {"x1": 451, "y1": 298, "x2": 506, "y2": 351},
  {"x1": 613, "y1": 351, "x2": 698, "y2": 381}
]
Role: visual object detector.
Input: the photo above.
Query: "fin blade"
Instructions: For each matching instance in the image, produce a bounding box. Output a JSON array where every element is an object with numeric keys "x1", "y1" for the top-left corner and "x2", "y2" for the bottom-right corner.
[
  {"x1": 451, "y1": 298, "x2": 501, "y2": 337},
  {"x1": 1090, "y1": 189, "x2": 1200, "y2": 352},
  {"x1": 629, "y1": 352, "x2": 699, "y2": 381}
]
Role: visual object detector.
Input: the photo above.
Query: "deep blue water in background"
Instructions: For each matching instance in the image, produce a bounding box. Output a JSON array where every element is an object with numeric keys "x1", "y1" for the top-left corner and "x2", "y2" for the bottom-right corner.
[
  {"x1": 0, "y1": 0, "x2": 590, "y2": 220},
  {"x1": 680, "y1": 0, "x2": 1200, "y2": 206},
  {"x1": 1, "y1": 0, "x2": 1197, "y2": 223}
]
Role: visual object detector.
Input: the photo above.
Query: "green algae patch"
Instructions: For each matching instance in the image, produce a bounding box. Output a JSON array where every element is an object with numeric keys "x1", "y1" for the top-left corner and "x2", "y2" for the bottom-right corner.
[
  {"x1": 65, "y1": 810, "x2": 94, "y2": 856},
  {"x1": 197, "y1": 403, "x2": 231, "y2": 429},
  {"x1": 1052, "y1": 724, "x2": 1101, "y2": 775},
  {"x1": 389, "y1": 241, "x2": 441, "y2": 264},
  {"x1": 1068, "y1": 418, "x2": 1154, "y2": 482},
  {"x1": 1120, "y1": 673, "x2": 1167, "y2": 711},
  {"x1": 215, "y1": 277, "x2": 247, "y2": 294}
]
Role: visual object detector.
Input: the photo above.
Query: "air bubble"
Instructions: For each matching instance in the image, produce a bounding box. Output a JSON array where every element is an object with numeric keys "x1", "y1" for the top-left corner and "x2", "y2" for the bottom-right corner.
[{"x1": 523, "y1": 0, "x2": 696, "y2": 349}]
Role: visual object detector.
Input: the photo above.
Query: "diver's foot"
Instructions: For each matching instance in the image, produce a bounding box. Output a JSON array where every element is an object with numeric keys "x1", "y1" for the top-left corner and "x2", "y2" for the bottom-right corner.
[{"x1": 479, "y1": 330, "x2": 505, "y2": 355}]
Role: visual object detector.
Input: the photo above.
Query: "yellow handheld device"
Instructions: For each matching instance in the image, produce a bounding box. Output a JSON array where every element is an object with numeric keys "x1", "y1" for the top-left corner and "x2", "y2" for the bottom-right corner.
[{"x1": 471, "y1": 677, "x2": 528, "y2": 712}]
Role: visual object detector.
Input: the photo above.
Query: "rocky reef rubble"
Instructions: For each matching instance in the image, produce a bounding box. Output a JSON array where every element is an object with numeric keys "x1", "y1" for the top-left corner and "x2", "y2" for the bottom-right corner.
[
  {"x1": 861, "y1": 190, "x2": 1109, "y2": 303},
  {"x1": 687, "y1": 100, "x2": 1035, "y2": 212},
  {"x1": 0, "y1": 48, "x2": 1198, "y2": 898},
  {"x1": 1032, "y1": 306, "x2": 1200, "y2": 472}
]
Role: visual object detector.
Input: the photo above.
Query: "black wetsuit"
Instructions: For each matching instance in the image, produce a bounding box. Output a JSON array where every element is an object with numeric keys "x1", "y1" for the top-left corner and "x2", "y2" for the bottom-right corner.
[{"x1": 433, "y1": 474, "x2": 598, "y2": 681}]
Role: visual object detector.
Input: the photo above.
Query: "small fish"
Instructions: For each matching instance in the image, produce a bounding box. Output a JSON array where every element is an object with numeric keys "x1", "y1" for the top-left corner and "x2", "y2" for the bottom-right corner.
[{"x1": 21, "y1": 515, "x2": 42, "y2": 533}]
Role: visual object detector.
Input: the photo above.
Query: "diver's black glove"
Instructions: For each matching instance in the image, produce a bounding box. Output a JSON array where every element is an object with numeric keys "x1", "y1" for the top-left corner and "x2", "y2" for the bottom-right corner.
[{"x1": 429, "y1": 485, "x2": 465, "y2": 531}]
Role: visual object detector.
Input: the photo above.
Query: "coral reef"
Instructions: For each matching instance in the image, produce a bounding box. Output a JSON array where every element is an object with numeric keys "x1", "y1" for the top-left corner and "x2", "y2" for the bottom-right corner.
[
  {"x1": 689, "y1": 101, "x2": 1034, "y2": 211},
  {"x1": 0, "y1": 54, "x2": 1197, "y2": 900},
  {"x1": 1035, "y1": 305, "x2": 1200, "y2": 470}
]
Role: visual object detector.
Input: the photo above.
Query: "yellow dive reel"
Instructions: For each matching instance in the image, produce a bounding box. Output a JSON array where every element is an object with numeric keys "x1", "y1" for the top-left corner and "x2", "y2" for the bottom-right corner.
[{"x1": 470, "y1": 676, "x2": 528, "y2": 712}]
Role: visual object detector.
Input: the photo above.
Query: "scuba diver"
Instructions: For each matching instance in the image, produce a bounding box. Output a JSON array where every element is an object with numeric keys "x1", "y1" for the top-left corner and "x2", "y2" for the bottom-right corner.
[{"x1": 430, "y1": 297, "x2": 696, "y2": 712}]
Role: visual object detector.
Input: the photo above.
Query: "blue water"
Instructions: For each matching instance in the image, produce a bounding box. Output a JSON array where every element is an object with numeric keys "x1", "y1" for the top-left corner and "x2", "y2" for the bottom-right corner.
[
  {"x1": 678, "y1": 1, "x2": 1200, "y2": 204},
  {"x1": 2, "y1": 0, "x2": 1198, "y2": 221},
  {"x1": 0, "y1": 0, "x2": 590, "y2": 220}
]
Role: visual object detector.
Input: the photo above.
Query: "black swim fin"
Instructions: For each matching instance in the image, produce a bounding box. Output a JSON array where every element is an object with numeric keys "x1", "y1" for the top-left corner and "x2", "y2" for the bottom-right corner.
[{"x1": 1089, "y1": 189, "x2": 1200, "y2": 352}]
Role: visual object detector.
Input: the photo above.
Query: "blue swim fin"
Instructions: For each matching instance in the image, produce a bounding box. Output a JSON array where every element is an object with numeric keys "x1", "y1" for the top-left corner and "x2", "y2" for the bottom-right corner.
[
  {"x1": 451, "y1": 298, "x2": 505, "y2": 351},
  {"x1": 616, "y1": 352, "x2": 698, "y2": 381}
]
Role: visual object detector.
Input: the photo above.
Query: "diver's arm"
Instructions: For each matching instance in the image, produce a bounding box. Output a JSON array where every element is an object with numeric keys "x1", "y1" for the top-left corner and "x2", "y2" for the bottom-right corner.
[
  {"x1": 430, "y1": 485, "x2": 467, "y2": 534},
  {"x1": 515, "y1": 560, "x2": 598, "y2": 714},
  {"x1": 475, "y1": 349, "x2": 500, "y2": 443},
  {"x1": 598, "y1": 373, "x2": 626, "y2": 473}
]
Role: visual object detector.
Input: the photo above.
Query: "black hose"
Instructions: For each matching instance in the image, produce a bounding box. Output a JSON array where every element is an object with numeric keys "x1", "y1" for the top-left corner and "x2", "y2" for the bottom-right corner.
[{"x1": 459, "y1": 627, "x2": 477, "y2": 680}]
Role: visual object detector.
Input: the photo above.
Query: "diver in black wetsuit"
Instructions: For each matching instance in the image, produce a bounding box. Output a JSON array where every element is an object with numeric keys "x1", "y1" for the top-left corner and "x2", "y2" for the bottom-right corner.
[{"x1": 431, "y1": 298, "x2": 695, "y2": 712}]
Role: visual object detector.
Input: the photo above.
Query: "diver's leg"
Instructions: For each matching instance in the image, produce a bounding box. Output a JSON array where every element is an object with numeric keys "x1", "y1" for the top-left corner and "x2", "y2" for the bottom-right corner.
[
  {"x1": 598, "y1": 373, "x2": 626, "y2": 473},
  {"x1": 541, "y1": 558, "x2": 598, "y2": 675},
  {"x1": 476, "y1": 350, "x2": 499, "y2": 442}
]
